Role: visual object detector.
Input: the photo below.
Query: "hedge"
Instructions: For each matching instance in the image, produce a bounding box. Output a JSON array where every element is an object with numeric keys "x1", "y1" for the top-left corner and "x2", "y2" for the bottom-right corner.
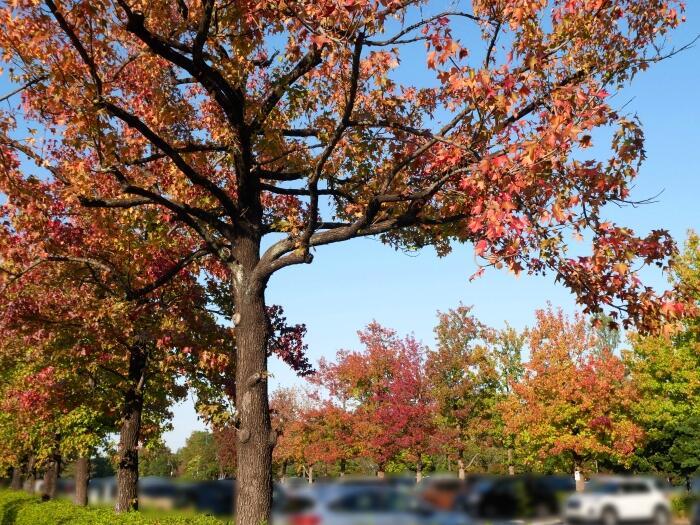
[{"x1": 0, "y1": 490, "x2": 232, "y2": 524}]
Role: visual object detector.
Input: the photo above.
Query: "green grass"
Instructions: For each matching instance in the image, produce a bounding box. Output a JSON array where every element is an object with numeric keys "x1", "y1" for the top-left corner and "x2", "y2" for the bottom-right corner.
[{"x1": 0, "y1": 490, "x2": 232, "y2": 524}]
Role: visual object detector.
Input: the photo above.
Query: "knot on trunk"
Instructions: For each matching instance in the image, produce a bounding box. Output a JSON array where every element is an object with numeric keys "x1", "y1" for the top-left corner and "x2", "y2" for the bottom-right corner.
[
  {"x1": 268, "y1": 430, "x2": 278, "y2": 448},
  {"x1": 246, "y1": 372, "x2": 267, "y2": 388},
  {"x1": 238, "y1": 428, "x2": 251, "y2": 444}
]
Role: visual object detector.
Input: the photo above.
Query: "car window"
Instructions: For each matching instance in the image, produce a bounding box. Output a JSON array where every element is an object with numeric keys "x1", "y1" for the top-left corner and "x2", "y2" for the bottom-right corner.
[
  {"x1": 329, "y1": 491, "x2": 384, "y2": 513},
  {"x1": 277, "y1": 496, "x2": 315, "y2": 514},
  {"x1": 584, "y1": 481, "x2": 621, "y2": 494},
  {"x1": 621, "y1": 482, "x2": 650, "y2": 494}
]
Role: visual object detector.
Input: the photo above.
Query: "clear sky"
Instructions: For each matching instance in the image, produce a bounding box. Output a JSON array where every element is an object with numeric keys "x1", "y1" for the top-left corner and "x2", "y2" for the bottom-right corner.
[
  {"x1": 163, "y1": 4, "x2": 700, "y2": 450},
  {"x1": 0, "y1": 4, "x2": 696, "y2": 451}
]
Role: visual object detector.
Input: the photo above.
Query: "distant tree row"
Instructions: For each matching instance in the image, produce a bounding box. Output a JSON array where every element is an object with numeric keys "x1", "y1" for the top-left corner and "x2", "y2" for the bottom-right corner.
[{"x1": 269, "y1": 234, "x2": 700, "y2": 487}]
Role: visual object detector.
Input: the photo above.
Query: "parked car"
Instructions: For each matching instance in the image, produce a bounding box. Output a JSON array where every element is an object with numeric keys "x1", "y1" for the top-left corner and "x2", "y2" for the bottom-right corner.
[
  {"x1": 273, "y1": 483, "x2": 471, "y2": 525},
  {"x1": 564, "y1": 476, "x2": 671, "y2": 525},
  {"x1": 458, "y1": 474, "x2": 574, "y2": 519}
]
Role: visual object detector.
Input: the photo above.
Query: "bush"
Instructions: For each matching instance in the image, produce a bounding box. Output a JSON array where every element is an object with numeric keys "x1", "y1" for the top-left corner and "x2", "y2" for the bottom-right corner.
[
  {"x1": 0, "y1": 490, "x2": 231, "y2": 524},
  {"x1": 670, "y1": 491, "x2": 696, "y2": 518}
]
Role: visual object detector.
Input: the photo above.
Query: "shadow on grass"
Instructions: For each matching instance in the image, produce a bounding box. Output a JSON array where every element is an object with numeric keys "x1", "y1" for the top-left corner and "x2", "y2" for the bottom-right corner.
[{"x1": 0, "y1": 496, "x2": 32, "y2": 525}]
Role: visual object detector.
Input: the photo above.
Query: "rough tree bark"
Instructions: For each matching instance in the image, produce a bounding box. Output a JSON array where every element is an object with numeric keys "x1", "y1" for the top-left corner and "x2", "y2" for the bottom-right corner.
[
  {"x1": 115, "y1": 346, "x2": 147, "y2": 512},
  {"x1": 232, "y1": 232, "x2": 273, "y2": 525},
  {"x1": 74, "y1": 456, "x2": 90, "y2": 506},
  {"x1": 41, "y1": 440, "x2": 61, "y2": 501}
]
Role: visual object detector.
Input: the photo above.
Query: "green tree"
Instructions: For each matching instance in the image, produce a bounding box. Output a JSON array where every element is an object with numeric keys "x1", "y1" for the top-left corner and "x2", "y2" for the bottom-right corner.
[
  {"x1": 140, "y1": 442, "x2": 177, "y2": 478},
  {"x1": 625, "y1": 232, "x2": 700, "y2": 483},
  {"x1": 176, "y1": 431, "x2": 220, "y2": 481}
]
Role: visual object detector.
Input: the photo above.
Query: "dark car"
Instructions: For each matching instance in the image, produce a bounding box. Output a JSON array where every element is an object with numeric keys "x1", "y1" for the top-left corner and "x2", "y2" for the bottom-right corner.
[{"x1": 458, "y1": 475, "x2": 575, "y2": 519}]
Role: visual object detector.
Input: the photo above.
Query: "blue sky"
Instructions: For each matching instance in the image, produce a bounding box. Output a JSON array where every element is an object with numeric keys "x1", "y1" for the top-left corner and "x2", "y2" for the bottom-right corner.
[
  {"x1": 0, "y1": 4, "x2": 696, "y2": 451},
  {"x1": 164, "y1": 5, "x2": 700, "y2": 449}
]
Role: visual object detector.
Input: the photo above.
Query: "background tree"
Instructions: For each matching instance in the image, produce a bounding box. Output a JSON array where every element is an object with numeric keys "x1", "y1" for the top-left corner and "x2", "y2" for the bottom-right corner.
[
  {"x1": 139, "y1": 441, "x2": 177, "y2": 478},
  {"x1": 501, "y1": 307, "x2": 642, "y2": 488},
  {"x1": 427, "y1": 304, "x2": 499, "y2": 479},
  {"x1": 0, "y1": 0, "x2": 688, "y2": 521},
  {"x1": 176, "y1": 431, "x2": 220, "y2": 481},
  {"x1": 625, "y1": 232, "x2": 700, "y2": 484}
]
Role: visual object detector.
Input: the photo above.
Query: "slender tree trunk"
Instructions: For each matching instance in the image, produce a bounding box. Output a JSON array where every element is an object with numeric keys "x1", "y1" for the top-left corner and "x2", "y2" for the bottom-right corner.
[
  {"x1": 507, "y1": 448, "x2": 515, "y2": 476},
  {"x1": 416, "y1": 458, "x2": 423, "y2": 484},
  {"x1": 10, "y1": 465, "x2": 23, "y2": 490},
  {"x1": 307, "y1": 465, "x2": 314, "y2": 484},
  {"x1": 279, "y1": 459, "x2": 288, "y2": 483},
  {"x1": 74, "y1": 456, "x2": 89, "y2": 506},
  {"x1": 377, "y1": 464, "x2": 385, "y2": 479},
  {"x1": 574, "y1": 456, "x2": 585, "y2": 492},
  {"x1": 115, "y1": 346, "x2": 147, "y2": 512},
  {"x1": 232, "y1": 250, "x2": 273, "y2": 525},
  {"x1": 339, "y1": 458, "x2": 346, "y2": 478},
  {"x1": 458, "y1": 449, "x2": 466, "y2": 480}
]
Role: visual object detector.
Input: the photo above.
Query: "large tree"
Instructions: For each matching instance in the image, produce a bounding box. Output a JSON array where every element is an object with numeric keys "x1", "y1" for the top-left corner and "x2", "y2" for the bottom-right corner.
[{"x1": 0, "y1": 1, "x2": 688, "y2": 521}]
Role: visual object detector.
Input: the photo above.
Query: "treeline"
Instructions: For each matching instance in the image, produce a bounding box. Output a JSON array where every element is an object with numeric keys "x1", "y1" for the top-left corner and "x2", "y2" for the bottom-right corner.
[{"x1": 268, "y1": 234, "x2": 700, "y2": 486}]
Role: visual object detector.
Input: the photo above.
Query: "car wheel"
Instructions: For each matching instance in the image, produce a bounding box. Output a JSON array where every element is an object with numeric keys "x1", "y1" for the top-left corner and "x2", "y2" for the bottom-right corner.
[
  {"x1": 652, "y1": 506, "x2": 671, "y2": 525},
  {"x1": 601, "y1": 507, "x2": 618, "y2": 525}
]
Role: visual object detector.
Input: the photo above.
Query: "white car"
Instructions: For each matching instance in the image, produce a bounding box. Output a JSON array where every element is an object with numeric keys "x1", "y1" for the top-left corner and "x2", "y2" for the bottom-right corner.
[
  {"x1": 564, "y1": 477, "x2": 671, "y2": 525},
  {"x1": 273, "y1": 483, "x2": 471, "y2": 525}
]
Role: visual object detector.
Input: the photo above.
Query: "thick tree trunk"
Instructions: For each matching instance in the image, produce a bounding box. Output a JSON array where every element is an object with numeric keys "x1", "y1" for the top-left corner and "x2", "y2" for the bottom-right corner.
[
  {"x1": 23, "y1": 455, "x2": 36, "y2": 493},
  {"x1": 41, "y1": 441, "x2": 61, "y2": 501},
  {"x1": 74, "y1": 456, "x2": 89, "y2": 506},
  {"x1": 233, "y1": 256, "x2": 273, "y2": 525},
  {"x1": 10, "y1": 466, "x2": 23, "y2": 490},
  {"x1": 115, "y1": 346, "x2": 147, "y2": 512},
  {"x1": 41, "y1": 461, "x2": 58, "y2": 500}
]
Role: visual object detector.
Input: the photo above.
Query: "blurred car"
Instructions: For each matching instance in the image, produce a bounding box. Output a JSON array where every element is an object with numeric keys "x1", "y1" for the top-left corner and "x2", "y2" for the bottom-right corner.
[
  {"x1": 564, "y1": 476, "x2": 671, "y2": 525},
  {"x1": 459, "y1": 474, "x2": 574, "y2": 519},
  {"x1": 273, "y1": 483, "x2": 471, "y2": 525},
  {"x1": 139, "y1": 476, "x2": 187, "y2": 511}
]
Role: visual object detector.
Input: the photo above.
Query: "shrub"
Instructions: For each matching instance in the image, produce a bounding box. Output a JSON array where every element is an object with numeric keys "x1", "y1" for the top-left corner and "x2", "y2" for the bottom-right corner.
[{"x1": 0, "y1": 490, "x2": 231, "y2": 524}]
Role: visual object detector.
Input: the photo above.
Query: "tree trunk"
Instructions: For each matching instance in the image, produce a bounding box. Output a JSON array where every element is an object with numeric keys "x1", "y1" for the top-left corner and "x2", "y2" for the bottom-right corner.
[
  {"x1": 458, "y1": 449, "x2": 466, "y2": 480},
  {"x1": 115, "y1": 346, "x2": 147, "y2": 512},
  {"x1": 339, "y1": 458, "x2": 346, "y2": 478},
  {"x1": 377, "y1": 464, "x2": 385, "y2": 479},
  {"x1": 41, "y1": 461, "x2": 58, "y2": 500},
  {"x1": 233, "y1": 257, "x2": 273, "y2": 525},
  {"x1": 574, "y1": 457, "x2": 585, "y2": 492},
  {"x1": 23, "y1": 455, "x2": 36, "y2": 493},
  {"x1": 41, "y1": 441, "x2": 61, "y2": 501},
  {"x1": 416, "y1": 459, "x2": 423, "y2": 484},
  {"x1": 507, "y1": 448, "x2": 515, "y2": 476},
  {"x1": 10, "y1": 465, "x2": 23, "y2": 490},
  {"x1": 279, "y1": 459, "x2": 288, "y2": 483},
  {"x1": 307, "y1": 465, "x2": 314, "y2": 484},
  {"x1": 74, "y1": 456, "x2": 89, "y2": 506}
]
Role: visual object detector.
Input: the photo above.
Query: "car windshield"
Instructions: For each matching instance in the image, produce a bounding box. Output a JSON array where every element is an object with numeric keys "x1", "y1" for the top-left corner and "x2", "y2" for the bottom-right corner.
[{"x1": 584, "y1": 481, "x2": 621, "y2": 494}]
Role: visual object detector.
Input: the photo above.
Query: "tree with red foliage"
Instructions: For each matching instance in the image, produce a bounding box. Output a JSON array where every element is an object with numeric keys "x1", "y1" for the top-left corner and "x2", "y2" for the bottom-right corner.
[
  {"x1": 317, "y1": 323, "x2": 436, "y2": 480},
  {"x1": 500, "y1": 307, "x2": 642, "y2": 489},
  {"x1": 0, "y1": 0, "x2": 688, "y2": 520}
]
